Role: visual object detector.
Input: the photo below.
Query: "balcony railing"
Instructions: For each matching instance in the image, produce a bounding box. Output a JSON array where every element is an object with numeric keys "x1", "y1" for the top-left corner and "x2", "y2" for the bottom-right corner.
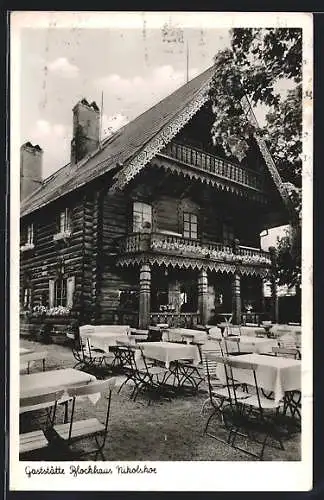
[
  {"x1": 159, "y1": 142, "x2": 263, "y2": 191},
  {"x1": 117, "y1": 232, "x2": 272, "y2": 266}
]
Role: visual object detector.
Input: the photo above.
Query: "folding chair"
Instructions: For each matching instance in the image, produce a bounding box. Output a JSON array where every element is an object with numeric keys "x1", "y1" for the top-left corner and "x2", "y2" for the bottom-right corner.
[
  {"x1": 82, "y1": 338, "x2": 115, "y2": 375},
  {"x1": 133, "y1": 347, "x2": 172, "y2": 405},
  {"x1": 20, "y1": 389, "x2": 65, "y2": 456},
  {"x1": 116, "y1": 345, "x2": 143, "y2": 397},
  {"x1": 272, "y1": 346, "x2": 301, "y2": 360},
  {"x1": 20, "y1": 351, "x2": 48, "y2": 374},
  {"x1": 200, "y1": 340, "x2": 225, "y2": 415},
  {"x1": 227, "y1": 324, "x2": 242, "y2": 337},
  {"x1": 225, "y1": 358, "x2": 286, "y2": 461},
  {"x1": 52, "y1": 378, "x2": 117, "y2": 460},
  {"x1": 203, "y1": 354, "x2": 249, "y2": 444},
  {"x1": 72, "y1": 340, "x2": 86, "y2": 369}
]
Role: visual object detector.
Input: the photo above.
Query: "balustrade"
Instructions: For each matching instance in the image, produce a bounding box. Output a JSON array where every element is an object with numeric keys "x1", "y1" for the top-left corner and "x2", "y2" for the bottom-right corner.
[
  {"x1": 149, "y1": 311, "x2": 201, "y2": 328},
  {"x1": 160, "y1": 142, "x2": 263, "y2": 191},
  {"x1": 116, "y1": 232, "x2": 271, "y2": 266}
]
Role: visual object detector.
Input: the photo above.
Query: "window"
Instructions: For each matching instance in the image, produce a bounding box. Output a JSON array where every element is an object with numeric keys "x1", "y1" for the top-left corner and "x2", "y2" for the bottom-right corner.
[
  {"x1": 133, "y1": 202, "x2": 152, "y2": 232},
  {"x1": 55, "y1": 278, "x2": 67, "y2": 307},
  {"x1": 59, "y1": 208, "x2": 71, "y2": 233},
  {"x1": 183, "y1": 212, "x2": 198, "y2": 239},
  {"x1": 223, "y1": 221, "x2": 234, "y2": 245},
  {"x1": 23, "y1": 287, "x2": 32, "y2": 309},
  {"x1": 26, "y1": 224, "x2": 34, "y2": 244},
  {"x1": 49, "y1": 276, "x2": 75, "y2": 308}
]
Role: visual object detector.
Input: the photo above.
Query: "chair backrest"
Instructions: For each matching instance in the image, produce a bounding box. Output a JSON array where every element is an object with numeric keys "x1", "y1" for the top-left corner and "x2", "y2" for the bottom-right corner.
[
  {"x1": 225, "y1": 357, "x2": 263, "y2": 409},
  {"x1": 228, "y1": 324, "x2": 242, "y2": 336},
  {"x1": 20, "y1": 388, "x2": 65, "y2": 408},
  {"x1": 272, "y1": 346, "x2": 300, "y2": 359},
  {"x1": 66, "y1": 378, "x2": 117, "y2": 442},
  {"x1": 115, "y1": 344, "x2": 138, "y2": 370},
  {"x1": 224, "y1": 337, "x2": 240, "y2": 354},
  {"x1": 20, "y1": 351, "x2": 48, "y2": 363},
  {"x1": 201, "y1": 345, "x2": 224, "y2": 379}
]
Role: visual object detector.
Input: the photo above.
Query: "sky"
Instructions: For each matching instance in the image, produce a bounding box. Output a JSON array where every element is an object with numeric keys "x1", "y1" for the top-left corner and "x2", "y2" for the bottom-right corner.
[
  {"x1": 20, "y1": 24, "x2": 230, "y2": 178},
  {"x1": 19, "y1": 18, "x2": 286, "y2": 248}
]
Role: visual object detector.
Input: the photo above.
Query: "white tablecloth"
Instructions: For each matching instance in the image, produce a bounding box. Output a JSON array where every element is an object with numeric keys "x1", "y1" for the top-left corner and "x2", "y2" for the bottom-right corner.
[
  {"x1": 162, "y1": 328, "x2": 208, "y2": 345},
  {"x1": 20, "y1": 368, "x2": 99, "y2": 405},
  {"x1": 88, "y1": 333, "x2": 135, "y2": 351},
  {"x1": 215, "y1": 353, "x2": 301, "y2": 404},
  {"x1": 138, "y1": 342, "x2": 201, "y2": 369},
  {"x1": 223, "y1": 336, "x2": 278, "y2": 354},
  {"x1": 20, "y1": 347, "x2": 33, "y2": 355}
]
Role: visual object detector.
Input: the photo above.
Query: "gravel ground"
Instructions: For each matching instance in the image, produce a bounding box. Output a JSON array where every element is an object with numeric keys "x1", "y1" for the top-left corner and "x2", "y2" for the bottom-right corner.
[{"x1": 19, "y1": 338, "x2": 301, "y2": 461}]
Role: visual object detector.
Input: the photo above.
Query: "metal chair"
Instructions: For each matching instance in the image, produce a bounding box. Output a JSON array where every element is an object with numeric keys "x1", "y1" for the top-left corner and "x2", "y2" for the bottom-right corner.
[
  {"x1": 20, "y1": 351, "x2": 48, "y2": 374},
  {"x1": 52, "y1": 378, "x2": 117, "y2": 460},
  {"x1": 203, "y1": 353, "x2": 249, "y2": 444},
  {"x1": 133, "y1": 347, "x2": 172, "y2": 404},
  {"x1": 272, "y1": 346, "x2": 301, "y2": 360},
  {"x1": 227, "y1": 324, "x2": 242, "y2": 337},
  {"x1": 20, "y1": 389, "x2": 65, "y2": 456},
  {"x1": 225, "y1": 358, "x2": 286, "y2": 461}
]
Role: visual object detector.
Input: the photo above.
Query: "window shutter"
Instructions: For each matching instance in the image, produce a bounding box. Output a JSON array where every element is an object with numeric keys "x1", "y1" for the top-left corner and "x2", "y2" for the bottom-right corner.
[
  {"x1": 66, "y1": 276, "x2": 75, "y2": 308},
  {"x1": 49, "y1": 279, "x2": 55, "y2": 308}
]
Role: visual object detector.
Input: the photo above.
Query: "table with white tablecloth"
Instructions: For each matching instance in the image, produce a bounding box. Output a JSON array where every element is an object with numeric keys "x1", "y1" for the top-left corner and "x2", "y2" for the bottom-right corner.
[
  {"x1": 215, "y1": 353, "x2": 301, "y2": 404},
  {"x1": 162, "y1": 328, "x2": 208, "y2": 345},
  {"x1": 138, "y1": 341, "x2": 201, "y2": 369},
  {"x1": 20, "y1": 368, "x2": 99, "y2": 407},
  {"x1": 88, "y1": 332, "x2": 135, "y2": 352}
]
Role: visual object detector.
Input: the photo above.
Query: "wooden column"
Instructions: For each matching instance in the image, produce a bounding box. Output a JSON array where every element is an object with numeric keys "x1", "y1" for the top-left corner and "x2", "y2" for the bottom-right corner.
[
  {"x1": 232, "y1": 272, "x2": 241, "y2": 325},
  {"x1": 139, "y1": 263, "x2": 151, "y2": 329},
  {"x1": 269, "y1": 246, "x2": 279, "y2": 323},
  {"x1": 271, "y1": 280, "x2": 279, "y2": 324},
  {"x1": 198, "y1": 269, "x2": 208, "y2": 325}
]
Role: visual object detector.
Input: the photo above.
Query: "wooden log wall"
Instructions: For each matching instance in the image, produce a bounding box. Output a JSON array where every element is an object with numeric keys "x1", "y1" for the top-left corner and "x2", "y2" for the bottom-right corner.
[
  {"x1": 98, "y1": 190, "x2": 139, "y2": 323},
  {"x1": 20, "y1": 194, "x2": 86, "y2": 310}
]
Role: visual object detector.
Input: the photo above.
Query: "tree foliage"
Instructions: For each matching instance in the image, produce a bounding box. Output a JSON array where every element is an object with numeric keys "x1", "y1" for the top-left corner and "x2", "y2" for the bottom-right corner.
[
  {"x1": 274, "y1": 228, "x2": 301, "y2": 288},
  {"x1": 209, "y1": 28, "x2": 303, "y2": 288},
  {"x1": 209, "y1": 28, "x2": 302, "y2": 187}
]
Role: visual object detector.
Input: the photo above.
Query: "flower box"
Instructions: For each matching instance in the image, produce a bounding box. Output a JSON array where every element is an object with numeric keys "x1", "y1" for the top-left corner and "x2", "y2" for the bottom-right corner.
[
  {"x1": 20, "y1": 243, "x2": 35, "y2": 252},
  {"x1": 53, "y1": 230, "x2": 71, "y2": 242}
]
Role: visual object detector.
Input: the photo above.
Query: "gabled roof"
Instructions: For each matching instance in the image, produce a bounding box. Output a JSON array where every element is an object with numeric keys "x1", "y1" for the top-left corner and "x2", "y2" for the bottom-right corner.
[
  {"x1": 20, "y1": 64, "x2": 292, "y2": 220},
  {"x1": 20, "y1": 66, "x2": 215, "y2": 217}
]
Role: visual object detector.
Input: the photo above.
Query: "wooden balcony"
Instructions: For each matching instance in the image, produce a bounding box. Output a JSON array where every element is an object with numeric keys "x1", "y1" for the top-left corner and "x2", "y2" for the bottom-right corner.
[
  {"x1": 116, "y1": 232, "x2": 272, "y2": 267},
  {"x1": 158, "y1": 141, "x2": 264, "y2": 191}
]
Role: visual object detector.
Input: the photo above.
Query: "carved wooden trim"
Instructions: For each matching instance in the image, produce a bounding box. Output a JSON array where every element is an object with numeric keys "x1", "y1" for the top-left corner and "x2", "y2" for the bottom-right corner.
[
  {"x1": 240, "y1": 95, "x2": 293, "y2": 215},
  {"x1": 111, "y1": 84, "x2": 211, "y2": 192},
  {"x1": 116, "y1": 254, "x2": 270, "y2": 277}
]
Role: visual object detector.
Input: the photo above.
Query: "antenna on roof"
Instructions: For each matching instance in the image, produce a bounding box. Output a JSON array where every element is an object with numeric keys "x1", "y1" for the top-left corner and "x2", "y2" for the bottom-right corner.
[
  {"x1": 99, "y1": 90, "x2": 104, "y2": 147},
  {"x1": 186, "y1": 41, "x2": 189, "y2": 83}
]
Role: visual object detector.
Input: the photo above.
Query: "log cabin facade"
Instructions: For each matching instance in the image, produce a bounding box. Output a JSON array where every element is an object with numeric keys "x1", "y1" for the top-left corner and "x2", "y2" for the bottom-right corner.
[{"x1": 20, "y1": 66, "x2": 292, "y2": 333}]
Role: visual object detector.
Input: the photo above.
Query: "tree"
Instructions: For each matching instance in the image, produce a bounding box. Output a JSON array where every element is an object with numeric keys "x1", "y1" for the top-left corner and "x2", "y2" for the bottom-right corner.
[
  {"x1": 275, "y1": 228, "x2": 301, "y2": 289},
  {"x1": 209, "y1": 28, "x2": 302, "y2": 187},
  {"x1": 209, "y1": 28, "x2": 302, "y2": 288}
]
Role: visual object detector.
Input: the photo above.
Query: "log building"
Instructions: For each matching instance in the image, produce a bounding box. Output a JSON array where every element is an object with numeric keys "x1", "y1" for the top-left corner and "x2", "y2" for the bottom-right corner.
[{"x1": 20, "y1": 66, "x2": 293, "y2": 331}]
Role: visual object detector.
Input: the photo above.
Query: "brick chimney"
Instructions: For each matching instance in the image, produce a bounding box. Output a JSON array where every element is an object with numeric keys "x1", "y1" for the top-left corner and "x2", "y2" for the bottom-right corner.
[
  {"x1": 20, "y1": 142, "x2": 43, "y2": 201},
  {"x1": 71, "y1": 98, "x2": 100, "y2": 164}
]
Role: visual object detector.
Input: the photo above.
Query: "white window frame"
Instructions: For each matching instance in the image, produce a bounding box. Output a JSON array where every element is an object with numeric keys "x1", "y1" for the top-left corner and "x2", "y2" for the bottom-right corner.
[
  {"x1": 183, "y1": 212, "x2": 198, "y2": 240},
  {"x1": 133, "y1": 202, "x2": 152, "y2": 233},
  {"x1": 23, "y1": 287, "x2": 32, "y2": 309},
  {"x1": 53, "y1": 208, "x2": 72, "y2": 241},
  {"x1": 59, "y1": 208, "x2": 71, "y2": 233},
  {"x1": 26, "y1": 224, "x2": 34, "y2": 244}
]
